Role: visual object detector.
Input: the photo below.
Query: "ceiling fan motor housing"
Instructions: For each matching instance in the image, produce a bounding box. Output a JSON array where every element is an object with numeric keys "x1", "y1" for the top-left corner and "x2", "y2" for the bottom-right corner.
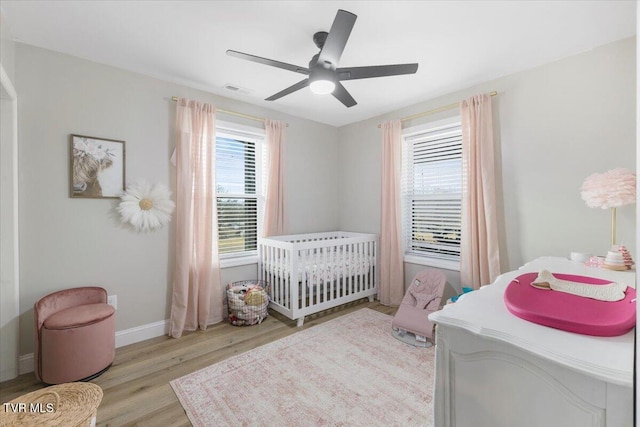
[
  {"x1": 310, "y1": 66, "x2": 336, "y2": 84},
  {"x1": 309, "y1": 49, "x2": 336, "y2": 89}
]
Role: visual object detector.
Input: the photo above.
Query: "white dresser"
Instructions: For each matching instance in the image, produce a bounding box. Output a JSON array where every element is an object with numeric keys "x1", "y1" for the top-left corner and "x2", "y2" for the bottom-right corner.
[{"x1": 429, "y1": 257, "x2": 635, "y2": 427}]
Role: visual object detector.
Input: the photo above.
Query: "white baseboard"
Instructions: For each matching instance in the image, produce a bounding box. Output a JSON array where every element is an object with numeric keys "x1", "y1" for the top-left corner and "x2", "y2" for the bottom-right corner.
[
  {"x1": 19, "y1": 354, "x2": 33, "y2": 376},
  {"x1": 18, "y1": 319, "x2": 170, "y2": 375},
  {"x1": 115, "y1": 319, "x2": 169, "y2": 348}
]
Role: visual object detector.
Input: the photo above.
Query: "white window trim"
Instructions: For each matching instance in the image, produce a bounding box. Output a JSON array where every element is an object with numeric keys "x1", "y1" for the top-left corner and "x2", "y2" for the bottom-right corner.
[
  {"x1": 402, "y1": 116, "x2": 461, "y2": 139},
  {"x1": 220, "y1": 255, "x2": 258, "y2": 269},
  {"x1": 402, "y1": 116, "x2": 462, "y2": 271},
  {"x1": 215, "y1": 120, "x2": 265, "y2": 263},
  {"x1": 404, "y1": 254, "x2": 460, "y2": 271}
]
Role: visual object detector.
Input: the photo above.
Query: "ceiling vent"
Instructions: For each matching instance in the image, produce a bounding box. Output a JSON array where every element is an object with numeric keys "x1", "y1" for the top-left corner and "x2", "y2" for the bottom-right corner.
[{"x1": 223, "y1": 83, "x2": 253, "y2": 95}]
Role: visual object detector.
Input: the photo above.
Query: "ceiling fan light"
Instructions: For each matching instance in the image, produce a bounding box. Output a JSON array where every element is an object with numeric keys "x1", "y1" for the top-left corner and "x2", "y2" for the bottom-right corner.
[{"x1": 309, "y1": 79, "x2": 336, "y2": 95}]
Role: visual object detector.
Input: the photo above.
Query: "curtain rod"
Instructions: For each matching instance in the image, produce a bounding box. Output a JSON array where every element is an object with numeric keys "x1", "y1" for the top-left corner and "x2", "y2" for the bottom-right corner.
[
  {"x1": 377, "y1": 91, "x2": 498, "y2": 128},
  {"x1": 171, "y1": 96, "x2": 288, "y2": 127}
]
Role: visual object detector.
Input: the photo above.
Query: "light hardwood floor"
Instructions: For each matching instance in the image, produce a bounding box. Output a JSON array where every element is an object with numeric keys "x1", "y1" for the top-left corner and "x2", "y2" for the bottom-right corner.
[{"x1": 0, "y1": 299, "x2": 397, "y2": 426}]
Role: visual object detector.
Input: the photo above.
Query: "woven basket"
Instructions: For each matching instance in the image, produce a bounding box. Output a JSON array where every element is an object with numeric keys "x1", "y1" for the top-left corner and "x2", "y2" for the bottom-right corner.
[
  {"x1": 226, "y1": 280, "x2": 270, "y2": 326},
  {"x1": 0, "y1": 382, "x2": 103, "y2": 427}
]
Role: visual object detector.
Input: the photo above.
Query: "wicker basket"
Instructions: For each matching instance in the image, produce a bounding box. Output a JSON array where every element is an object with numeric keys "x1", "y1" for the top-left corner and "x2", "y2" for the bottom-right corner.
[
  {"x1": 226, "y1": 280, "x2": 269, "y2": 326},
  {"x1": 0, "y1": 382, "x2": 103, "y2": 427}
]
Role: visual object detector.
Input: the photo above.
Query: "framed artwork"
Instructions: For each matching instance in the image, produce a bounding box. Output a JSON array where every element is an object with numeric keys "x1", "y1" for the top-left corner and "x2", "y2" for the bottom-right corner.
[{"x1": 70, "y1": 134, "x2": 126, "y2": 198}]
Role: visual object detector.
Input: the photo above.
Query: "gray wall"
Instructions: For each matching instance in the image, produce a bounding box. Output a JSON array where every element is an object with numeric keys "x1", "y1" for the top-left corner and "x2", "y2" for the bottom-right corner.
[
  {"x1": 0, "y1": 13, "x2": 15, "y2": 82},
  {"x1": 15, "y1": 43, "x2": 340, "y2": 354},
  {"x1": 0, "y1": 11, "x2": 18, "y2": 381},
  {"x1": 338, "y1": 37, "x2": 636, "y2": 292}
]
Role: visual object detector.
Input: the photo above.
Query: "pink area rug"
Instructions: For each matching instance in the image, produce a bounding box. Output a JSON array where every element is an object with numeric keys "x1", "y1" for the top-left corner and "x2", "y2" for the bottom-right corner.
[{"x1": 171, "y1": 308, "x2": 434, "y2": 426}]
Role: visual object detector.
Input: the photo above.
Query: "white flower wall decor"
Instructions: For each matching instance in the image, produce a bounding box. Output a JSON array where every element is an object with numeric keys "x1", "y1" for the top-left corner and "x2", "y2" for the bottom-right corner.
[{"x1": 117, "y1": 181, "x2": 175, "y2": 232}]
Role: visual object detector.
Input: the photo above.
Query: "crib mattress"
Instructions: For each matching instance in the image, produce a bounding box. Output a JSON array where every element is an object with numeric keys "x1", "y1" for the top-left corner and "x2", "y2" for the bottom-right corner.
[
  {"x1": 504, "y1": 272, "x2": 636, "y2": 337},
  {"x1": 266, "y1": 251, "x2": 374, "y2": 284}
]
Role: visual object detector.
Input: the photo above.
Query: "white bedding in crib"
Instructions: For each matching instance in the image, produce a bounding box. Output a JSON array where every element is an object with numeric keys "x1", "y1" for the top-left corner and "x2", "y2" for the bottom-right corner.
[{"x1": 266, "y1": 250, "x2": 374, "y2": 284}]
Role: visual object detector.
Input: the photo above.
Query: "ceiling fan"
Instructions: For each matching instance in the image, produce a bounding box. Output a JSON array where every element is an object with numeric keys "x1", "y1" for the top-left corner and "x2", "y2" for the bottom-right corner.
[{"x1": 226, "y1": 9, "x2": 419, "y2": 108}]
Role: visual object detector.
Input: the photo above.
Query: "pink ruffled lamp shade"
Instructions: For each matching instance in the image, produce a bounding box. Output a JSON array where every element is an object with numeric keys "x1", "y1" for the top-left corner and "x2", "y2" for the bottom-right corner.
[{"x1": 580, "y1": 168, "x2": 636, "y2": 245}]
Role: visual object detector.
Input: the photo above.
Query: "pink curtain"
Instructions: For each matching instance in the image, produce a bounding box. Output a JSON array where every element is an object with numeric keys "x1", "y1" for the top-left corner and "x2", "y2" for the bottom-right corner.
[
  {"x1": 169, "y1": 98, "x2": 223, "y2": 338},
  {"x1": 379, "y1": 120, "x2": 404, "y2": 306},
  {"x1": 263, "y1": 119, "x2": 287, "y2": 237},
  {"x1": 460, "y1": 93, "x2": 501, "y2": 289}
]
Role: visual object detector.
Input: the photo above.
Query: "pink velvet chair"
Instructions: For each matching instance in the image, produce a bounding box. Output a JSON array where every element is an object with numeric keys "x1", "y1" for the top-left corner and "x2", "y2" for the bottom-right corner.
[{"x1": 34, "y1": 287, "x2": 115, "y2": 384}]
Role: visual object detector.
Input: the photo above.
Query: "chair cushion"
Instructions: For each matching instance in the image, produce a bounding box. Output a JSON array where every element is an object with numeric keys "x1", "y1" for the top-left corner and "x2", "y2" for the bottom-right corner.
[
  {"x1": 43, "y1": 303, "x2": 115, "y2": 330},
  {"x1": 392, "y1": 306, "x2": 435, "y2": 338}
]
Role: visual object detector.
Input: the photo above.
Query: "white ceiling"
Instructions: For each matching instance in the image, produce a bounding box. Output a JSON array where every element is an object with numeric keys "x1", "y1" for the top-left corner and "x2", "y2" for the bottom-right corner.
[{"x1": 1, "y1": 1, "x2": 636, "y2": 127}]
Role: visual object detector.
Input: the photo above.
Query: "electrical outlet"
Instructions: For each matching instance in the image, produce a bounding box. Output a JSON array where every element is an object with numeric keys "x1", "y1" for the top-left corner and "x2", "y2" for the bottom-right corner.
[{"x1": 107, "y1": 295, "x2": 117, "y2": 310}]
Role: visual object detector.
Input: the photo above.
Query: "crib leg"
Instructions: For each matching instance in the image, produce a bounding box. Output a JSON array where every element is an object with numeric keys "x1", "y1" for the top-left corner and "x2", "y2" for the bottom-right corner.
[
  {"x1": 367, "y1": 295, "x2": 374, "y2": 302},
  {"x1": 296, "y1": 317, "x2": 305, "y2": 327}
]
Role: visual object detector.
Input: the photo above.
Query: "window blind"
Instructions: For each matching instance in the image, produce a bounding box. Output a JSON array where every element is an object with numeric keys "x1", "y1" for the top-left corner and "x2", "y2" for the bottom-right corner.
[
  {"x1": 216, "y1": 137, "x2": 258, "y2": 256},
  {"x1": 402, "y1": 122, "x2": 462, "y2": 260}
]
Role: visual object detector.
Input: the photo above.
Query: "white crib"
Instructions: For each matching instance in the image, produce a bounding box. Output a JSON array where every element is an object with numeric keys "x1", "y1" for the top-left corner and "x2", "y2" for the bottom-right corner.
[{"x1": 258, "y1": 231, "x2": 378, "y2": 326}]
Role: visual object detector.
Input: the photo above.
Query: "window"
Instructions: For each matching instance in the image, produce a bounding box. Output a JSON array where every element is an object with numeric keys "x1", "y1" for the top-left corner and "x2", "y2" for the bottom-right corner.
[
  {"x1": 215, "y1": 125, "x2": 263, "y2": 260},
  {"x1": 402, "y1": 117, "x2": 462, "y2": 266}
]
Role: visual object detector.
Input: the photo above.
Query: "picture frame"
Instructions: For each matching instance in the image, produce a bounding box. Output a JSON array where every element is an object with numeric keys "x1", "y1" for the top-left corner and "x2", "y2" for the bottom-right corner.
[{"x1": 70, "y1": 134, "x2": 126, "y2": 199}]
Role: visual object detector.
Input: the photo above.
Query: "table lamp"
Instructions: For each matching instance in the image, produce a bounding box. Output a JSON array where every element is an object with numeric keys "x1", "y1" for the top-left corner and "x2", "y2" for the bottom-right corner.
[{"x1": 580, "y1": 168, "x2": 636, "y2": 245}]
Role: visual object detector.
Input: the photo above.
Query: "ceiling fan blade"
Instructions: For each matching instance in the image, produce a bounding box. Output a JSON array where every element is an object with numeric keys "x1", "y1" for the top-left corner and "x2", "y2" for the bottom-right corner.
[
  {"x1": 227, "y1": 50, "x2": 309, "y2": 75},
  {"x1": 332, "y1": 82, "x2": 357, "y2": 108},
  {"x1": 337, "y1": 63, "x2": 419, "y2": 80},
  {"x1": 265, "y1": 79, "x2": 310, "y2": 101},
  {"x1": 316, "y1": 10, "x2": 357, "y2": 68}
]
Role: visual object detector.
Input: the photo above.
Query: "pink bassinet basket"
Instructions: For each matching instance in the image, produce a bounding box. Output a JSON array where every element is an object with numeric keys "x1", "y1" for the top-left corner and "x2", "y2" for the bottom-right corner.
[{"x1": 391, "y1": 269, "x2": 446, "y2": 347}]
